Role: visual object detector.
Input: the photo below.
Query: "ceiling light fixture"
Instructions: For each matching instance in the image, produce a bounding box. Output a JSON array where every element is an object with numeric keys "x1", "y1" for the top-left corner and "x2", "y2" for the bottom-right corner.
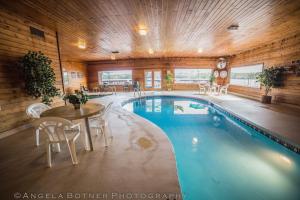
[
  {"x1": 148, "y1": 48, "x2": 154, "y2": 54},
  {"x1": 78, "y1": 39, "x2": 86, "y2": 49},
  {"x1": 110, "y1": 51, "x2": 119, "y2": 60},
  {"x1": 138, "y1": 28, "x2": 148, "y2": 36},
  {"x1": 198, "y1": 48, "x2": 203, "y2": 53},
  {"x1": 227, "y1": 24, "x2": 239, "y2": 31},
  {"x1": 110, "y1": 54, "x2": 116, "y2": 60}
]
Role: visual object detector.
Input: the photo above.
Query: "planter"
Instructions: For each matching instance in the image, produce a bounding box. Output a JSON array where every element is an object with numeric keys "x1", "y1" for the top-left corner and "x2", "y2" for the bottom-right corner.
[
  {"x1": 73, "y1": 103, "x2": 81, "y2": 109},
  {"x1": 261, "y1": 95, "x2": 272, "y2": 104}
]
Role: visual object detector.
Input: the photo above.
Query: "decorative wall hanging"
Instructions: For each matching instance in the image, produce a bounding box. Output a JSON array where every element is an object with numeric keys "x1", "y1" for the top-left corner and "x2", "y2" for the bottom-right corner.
[
  {"x1": 220, "y1": 70, "x2": 228, "y2": 78},
  {"x1": 217, "y1": 58, "x2": 227, "y2": 69},
  {"x1": 71, "y1": 72, "x2": 77, "y2": 79},
  {"x1": 213, "y1": 71, "x2": 219, "y2": 78}
]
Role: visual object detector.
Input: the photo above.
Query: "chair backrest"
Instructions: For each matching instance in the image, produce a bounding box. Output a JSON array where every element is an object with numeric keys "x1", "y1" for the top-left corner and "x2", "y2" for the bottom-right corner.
[
  {"x1": 34, "y1": 117, "x2": 73, "y2": 142},
  {"x1": 26, "y1": 103, "x2": 51, "y2": 119},
  {"x1": 221, "y1": 84, "x2": 229, "y2": 89},
  {"x1": 198, "y1": 83, "x2": 205, "y2": 88},
  {"x1": 103, "y1": 102, "x2": 113, "y2": 119},
  {"x1": 133, "y1": 81, "x2": 140, "y2": 89}
]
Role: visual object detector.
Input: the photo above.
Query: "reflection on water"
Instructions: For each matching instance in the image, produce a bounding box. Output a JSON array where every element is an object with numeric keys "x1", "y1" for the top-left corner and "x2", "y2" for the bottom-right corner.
[{"x1": 124, "y1": 96, "x2": 300, "y2": 200}]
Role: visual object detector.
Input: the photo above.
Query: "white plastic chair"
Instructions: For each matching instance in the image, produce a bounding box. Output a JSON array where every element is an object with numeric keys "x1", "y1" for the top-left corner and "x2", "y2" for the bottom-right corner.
[
  {"x1": 34, "y1": 117, "x2": 81, "y2": 167},
  {"x1": 209, "y1": 83, "x2": 219, "y2": 95},
  {"x1": 219, "y1": 84, "x2": 229, "y2": 95},
  {"x1": 26, "y1": 103, "x2": 51, "y2": 146},
  {"x1": 198, "y1": 84, "x2": 206, "y2": 94},
  {"x1": 89, "y1": 102, "x2": 113, "y2": 147}
]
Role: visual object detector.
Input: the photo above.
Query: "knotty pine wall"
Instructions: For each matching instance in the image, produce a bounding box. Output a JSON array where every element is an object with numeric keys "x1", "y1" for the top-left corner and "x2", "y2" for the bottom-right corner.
[
  {"x1": 62, "y1": 61, "x2": 88, "y2": 93},
  {"x1": 87, "y1": 57, "x2": 217, "y2": 91},
  {"x1": 228, "y1": 34, "x2": 300, "y2": 107},
  {"x1": 0, "y1": 9, "x2": 87, "y2": 133}
]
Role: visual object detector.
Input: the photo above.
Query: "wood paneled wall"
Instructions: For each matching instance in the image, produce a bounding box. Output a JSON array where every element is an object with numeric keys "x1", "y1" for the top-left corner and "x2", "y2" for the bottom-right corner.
[
  {"x1": 228, "y1": 34, "x2": 300, "y2": 106},
  {"x1": 0, "y1": 8, "x2": 64, "y2": 133},
  {"x1": 87, "y1": 57, "x2": 217, "y2": 91},
  {"x1": 62, "y1": 61, "x2": 87, "y2": 93}
]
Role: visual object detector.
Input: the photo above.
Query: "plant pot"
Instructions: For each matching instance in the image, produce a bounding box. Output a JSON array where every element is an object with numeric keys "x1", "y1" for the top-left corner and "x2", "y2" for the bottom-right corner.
[
  {"x1": 73, "y1": 103, "x2": 81, "y2": 109},
  {"x1": 261, "y1": 95, "x2": 272, "y2": 104}
]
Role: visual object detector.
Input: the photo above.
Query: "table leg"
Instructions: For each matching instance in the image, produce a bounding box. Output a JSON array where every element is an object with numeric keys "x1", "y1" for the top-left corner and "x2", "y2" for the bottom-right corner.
[{"x1": 84, "y1": 117, "x2": 94, "y2": 151}]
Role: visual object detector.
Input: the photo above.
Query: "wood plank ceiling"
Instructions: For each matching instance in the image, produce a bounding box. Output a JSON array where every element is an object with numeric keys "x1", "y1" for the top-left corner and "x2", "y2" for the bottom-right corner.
[{"x1": 1, "y1": 0, "x2": 300, "y2": 61}]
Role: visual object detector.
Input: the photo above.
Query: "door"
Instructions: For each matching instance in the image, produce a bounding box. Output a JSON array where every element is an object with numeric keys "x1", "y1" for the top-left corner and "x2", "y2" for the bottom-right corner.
[{"x1": 144, "y1": 70, "x2": 161, "y2": 90}]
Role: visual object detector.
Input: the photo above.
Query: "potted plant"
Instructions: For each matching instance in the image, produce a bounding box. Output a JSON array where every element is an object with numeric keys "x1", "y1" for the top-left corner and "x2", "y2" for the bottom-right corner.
[
  {"x1": 209, "y1": 73, "x2": 215, "y2": 86},
  {"x1": 21, "y1": 51, "x2": 60, "y2": 105},
  {"x1": 63, "y1": 91, "x2": 89, "y2": 109},
  {"x1": 256, "y1": 67, "x2": 285, "y2": 104},
  {"x1": 165, "y1": 71, "x2": 174, "y2": 91}
]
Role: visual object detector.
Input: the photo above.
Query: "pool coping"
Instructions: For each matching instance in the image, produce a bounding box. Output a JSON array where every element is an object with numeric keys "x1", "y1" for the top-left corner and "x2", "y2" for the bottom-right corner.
[{"x1": 121, "y1": 94, "x2": 300, "y2": 155}]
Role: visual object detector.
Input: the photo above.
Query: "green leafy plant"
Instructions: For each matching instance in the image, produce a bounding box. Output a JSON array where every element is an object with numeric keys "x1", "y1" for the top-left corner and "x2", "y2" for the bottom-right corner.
[
  {"x1": 256, "y1": 67, "x2": 285, "y2": 96},
  {"x1": 21, "y1": 51, "x2": 60, "y2": 105},
  {"x1": 63, "y1": 91, "x2": 89, "y2": 105},
  {"x1": 209, "y1": 73, "x2": 215, "y2": 86},
  {"x1": 165, "y1": 72, "x2": 174, "y2": 90}
]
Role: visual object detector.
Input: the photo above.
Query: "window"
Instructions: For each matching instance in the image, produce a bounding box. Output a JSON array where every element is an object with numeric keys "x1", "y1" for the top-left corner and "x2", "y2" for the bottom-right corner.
[
  {"x1": 71, "y1": 72, "x2": 77, "y2": 79},
  {"x1": 230, "y1": 64, "x2": 263, "y2": 88},
  {"x1": 144, "y1": 71, "x2": 152, "y2": 88},
  {"x1": 63, "y1": 71, "x2": 69, "y2": 85},
  {"x1": 98, "y1": 70, "x2": 132, "y2": 85},
  {"x1": 174, "y1": 68, "x2": 212, "y2": 83},
  {"x1": 77, "y1": 72, "x2": 83, "y2": 79}
]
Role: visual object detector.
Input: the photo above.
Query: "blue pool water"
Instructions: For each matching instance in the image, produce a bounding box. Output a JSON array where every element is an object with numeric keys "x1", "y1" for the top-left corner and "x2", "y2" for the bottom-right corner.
[{"x1": 123, "y1": 96, "x2": 300, "y2": 200}]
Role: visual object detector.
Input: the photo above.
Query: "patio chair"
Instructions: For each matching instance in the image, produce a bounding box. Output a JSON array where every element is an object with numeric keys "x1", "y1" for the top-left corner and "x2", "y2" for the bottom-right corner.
[
  {"x1": 88, "y1": 102, "x2": 113, "y2": 147},
  {"x1": 100, "y1": 82, "x2": 116, "y2": 94},
  {"x1": 80, "y1": 84, "x2": 89, "y2": 93},
  {"x1": 33, "y1": 117, "x2": 81, "y2": 167},
  {"x1": 209, "y1": 83, "x2": 219, "y2": 95},
  {"x1": 219, "y1": 84, "x2": 229, "y2": 95},
  {"x1": 123, "y1": 81, "x2": 130, "y2": 92},
  {"x1": 198, "y1": 83, "x2": 206, "y2": 94},
  {"x1": 26, "y1": 103, "x2": 51, "y2": 146}
]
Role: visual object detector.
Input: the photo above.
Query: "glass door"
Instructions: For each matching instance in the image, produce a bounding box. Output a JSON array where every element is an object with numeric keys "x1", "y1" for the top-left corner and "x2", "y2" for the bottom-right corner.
[
  {"x1": 154, "y1": 70, "x2": 161, "y2": 89},
  {"x1": 144, "y1": 70, "x2": 153, "y2": 89},
  {"x1": 144, "y1": 70, "x2": 161, "y2": 90}
]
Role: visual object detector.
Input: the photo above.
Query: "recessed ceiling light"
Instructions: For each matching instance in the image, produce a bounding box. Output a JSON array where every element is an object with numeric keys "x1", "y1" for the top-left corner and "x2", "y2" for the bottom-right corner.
[
  {"x1": 78, "y1": 39, "x2": 86, "y2": 49},
  {"x1": 148, "y1": 48, "x2": 154, "y2": 54},
  {"x1": 198, "y1": 48, "x2": 203, "y2": 53},
  {"x1": 110, "y1": 51, "x2": 119, "y2": 60},
  {"x1": 110, "y1": 54, "x2": 116, "y2": 60},
  {"x1": 227, "y1": 24, "x2": 239, "y2": 30},
  {"x1": 138, "y1": 28, "x2": 148, "y2": 36}
]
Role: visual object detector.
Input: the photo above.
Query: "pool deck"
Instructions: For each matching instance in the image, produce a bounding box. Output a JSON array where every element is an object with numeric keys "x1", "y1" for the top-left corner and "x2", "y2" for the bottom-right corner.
[{"x1": 0, "y1": 91, "x2": 300, "y2": 199}]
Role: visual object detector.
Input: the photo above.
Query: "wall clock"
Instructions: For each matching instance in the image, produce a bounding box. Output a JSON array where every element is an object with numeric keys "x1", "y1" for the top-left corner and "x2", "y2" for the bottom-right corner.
[
  {"x1": 213, "y1": 71, "x2": 219, "y2": 78},
  {"x1": 220, "y1": 70, "x2": 228, "y2": 78},
  {"x1": 217, "y1": 58, "x2": 227, "y2": 69}
]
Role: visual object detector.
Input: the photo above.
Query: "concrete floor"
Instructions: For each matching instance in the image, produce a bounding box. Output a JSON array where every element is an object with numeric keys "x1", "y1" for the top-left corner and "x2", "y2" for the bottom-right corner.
[
  {"x1": 0, "y1": 94, "x2": 181, "y2": 200},
  {"x1": 0, "y1": 91, "x2": 300, "y2": 199}
]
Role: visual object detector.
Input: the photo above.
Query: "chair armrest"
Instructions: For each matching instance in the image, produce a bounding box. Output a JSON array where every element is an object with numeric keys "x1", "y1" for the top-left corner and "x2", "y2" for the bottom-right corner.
[{"x1": 70, "y1": 123, "x2": 81, "y2": 129}]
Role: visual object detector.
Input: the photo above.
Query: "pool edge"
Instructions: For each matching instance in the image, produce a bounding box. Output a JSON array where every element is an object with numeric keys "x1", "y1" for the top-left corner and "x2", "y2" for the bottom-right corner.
[{"x1": 121, "y1": 94, "x2": 300, "y2": 155}]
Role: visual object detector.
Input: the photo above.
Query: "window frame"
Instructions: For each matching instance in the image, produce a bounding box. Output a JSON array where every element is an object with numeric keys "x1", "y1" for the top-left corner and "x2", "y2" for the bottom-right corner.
[
  {"x1": 174, "y1": 68, "x2": 213, "y2": 84},
  {"x1": 98, "y1": 70, "x2": 133, "y2": 85},
  {"x1": 229, "y1": 64, "x2": 263, "y2": 88}
]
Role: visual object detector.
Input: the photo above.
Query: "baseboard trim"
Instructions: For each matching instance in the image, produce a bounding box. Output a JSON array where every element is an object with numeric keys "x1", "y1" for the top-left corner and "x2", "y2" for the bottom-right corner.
[{"x1": 0, "y1": 124, "x2": 32, "y2": 139}]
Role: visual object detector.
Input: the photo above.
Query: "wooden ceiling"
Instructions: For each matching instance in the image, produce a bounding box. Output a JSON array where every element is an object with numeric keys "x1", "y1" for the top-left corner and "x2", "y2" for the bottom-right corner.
[{"x1": 1, "y1": 0, "x2": 300, "y2": 61}]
